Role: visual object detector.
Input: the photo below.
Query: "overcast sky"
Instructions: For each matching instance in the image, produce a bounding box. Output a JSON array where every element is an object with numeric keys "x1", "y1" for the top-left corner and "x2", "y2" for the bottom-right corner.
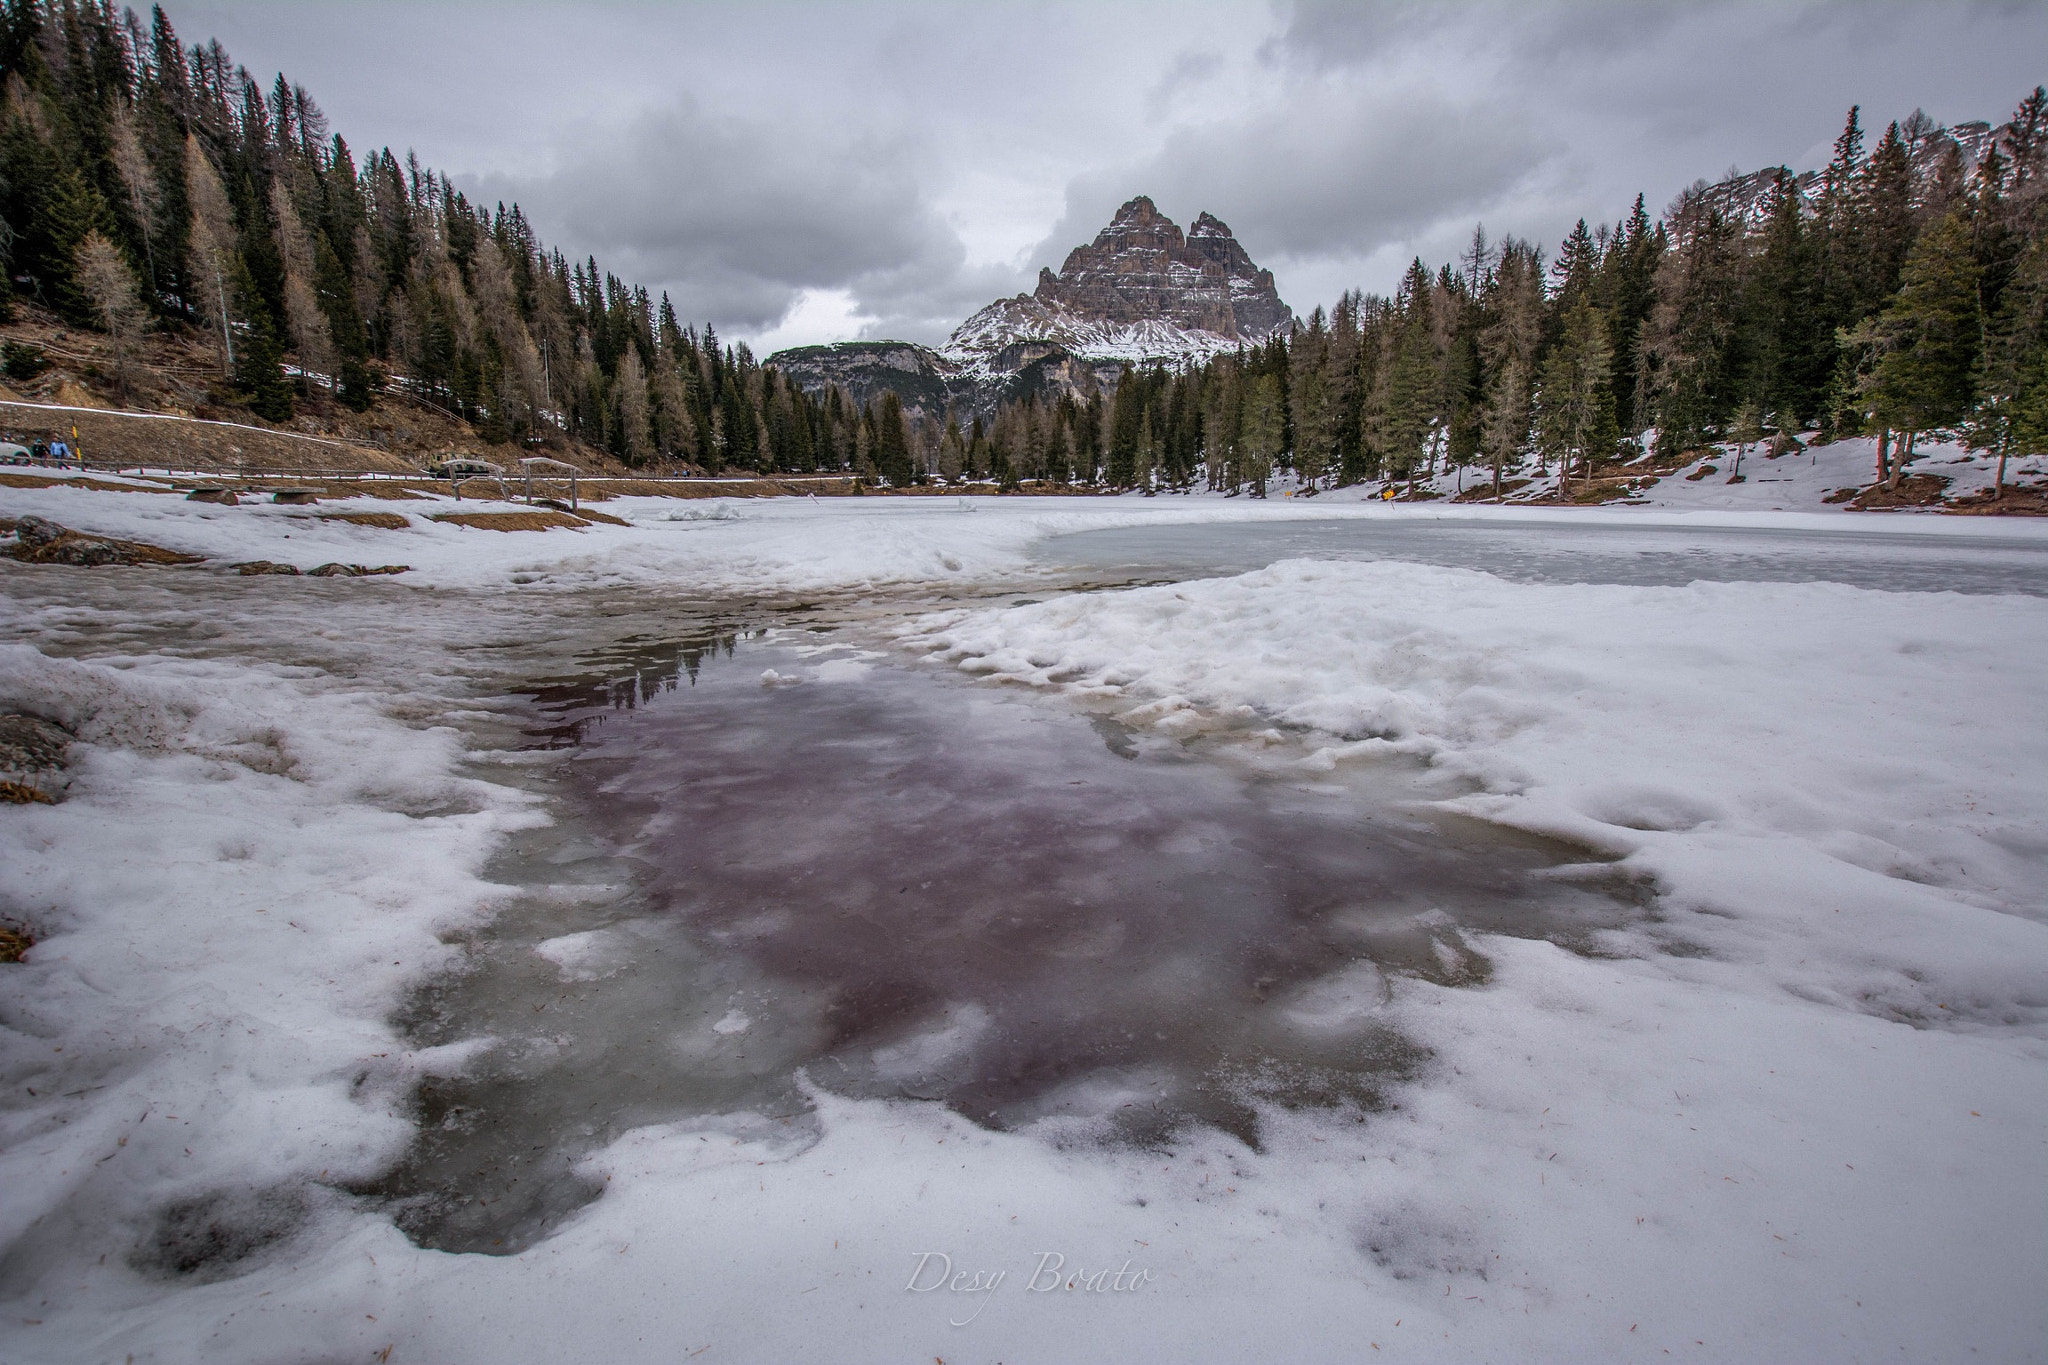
[{"x1": 168, "y1": 0, "x2": 2046, "y2": 351}]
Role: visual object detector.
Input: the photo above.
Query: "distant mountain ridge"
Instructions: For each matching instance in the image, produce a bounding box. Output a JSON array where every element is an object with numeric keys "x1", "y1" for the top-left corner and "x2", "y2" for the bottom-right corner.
[
  {"x1": 1690, "y1": 110, "x2": 2002, "y2": 229},
  {"x1": 768, "y1": 196, "x2": 1292, "y2": 416}
]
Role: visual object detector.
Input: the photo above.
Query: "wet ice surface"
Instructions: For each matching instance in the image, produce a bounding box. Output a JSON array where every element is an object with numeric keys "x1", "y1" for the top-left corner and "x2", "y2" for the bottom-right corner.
[
  {"x1": 374, "y1": 622, "x2": 1640, "y2": 1254},
  {"x1": 1037, "y1": 517, "x2": 2048, "y2": 595}
]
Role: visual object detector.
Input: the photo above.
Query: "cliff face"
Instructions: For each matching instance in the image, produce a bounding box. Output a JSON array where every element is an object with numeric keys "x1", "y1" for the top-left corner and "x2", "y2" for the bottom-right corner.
[
  {"x1": 768, "y1": 195, "x2": 1292, "y2": 416},
  {"x1": 944, "y1": 196, "x2": 1292, "y2": 373},
  {"x1": 766, "y1": 341, "x2": 965, "y2": 416}
]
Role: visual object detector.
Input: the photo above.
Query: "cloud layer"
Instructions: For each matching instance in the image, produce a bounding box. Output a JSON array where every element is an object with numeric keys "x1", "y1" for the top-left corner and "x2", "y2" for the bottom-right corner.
[{"x1": 172, "y1": 0, "x2": 2048, "y2": 349}]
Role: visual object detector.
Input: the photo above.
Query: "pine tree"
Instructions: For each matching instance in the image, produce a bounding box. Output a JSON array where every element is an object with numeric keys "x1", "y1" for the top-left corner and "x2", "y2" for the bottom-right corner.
[
  {"x1": 1970, "y1": 232, "x2": 2048, "y2": 498},
  {"x1": 873, "y1": 391, "x2": 913, "y2": 486},
  {"x1": 1863, "y1": 210, "x2": 1983, "y2": 484},
  {"x1": 1538, "y1": 298, "x2": 1615, "y2": 491},
  {"x1": 1239, "y1": 372, "x2": 1283, "y2": 495}
]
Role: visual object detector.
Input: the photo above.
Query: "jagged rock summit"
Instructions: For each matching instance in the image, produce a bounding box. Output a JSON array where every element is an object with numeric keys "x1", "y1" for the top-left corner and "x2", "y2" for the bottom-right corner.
[
  {"x1": 766, "y1": 196, "x2": 1292, "y2": 417},
  {"x1": 944, "y1": 196, "x2": 1293, "y2": 374}
]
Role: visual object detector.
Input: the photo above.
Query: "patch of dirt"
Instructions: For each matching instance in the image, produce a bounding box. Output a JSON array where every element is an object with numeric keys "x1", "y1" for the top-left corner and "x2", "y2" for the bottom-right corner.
[
  {"x1": 0, "y1": 923, "x2": 32, "y2": 961},
  {"x1": 1823, "y1": 486, "x2": 1862, "y2": 504},
  {"x1": 1569, "y1": 478, "x2": 1653, "y2": 504},
  {"x1": 0, "y1": 302, "x2": 629, "y2": 478},
  {"x1": 0, "y1": 471, "x2": 177, "y2": 493},
  {"x1": 430, "y1": 511, "x2": 589, "y2": 532},
  {"x1": 1453, "y1": 477, "x2": 1534, "y2": 502},
  {"x1": 318, "y1": 511, "x2": 411, "y2": 530},
  {"x1": 1684, "y1": 464, "x2": 1719, "y2": 481},
  {"x1": 1851, "y1": 473, "x2": 1949, "y2": 510},
  {"x1": 1943, "y1": 484, "x2": 2048, "y2": 516}
]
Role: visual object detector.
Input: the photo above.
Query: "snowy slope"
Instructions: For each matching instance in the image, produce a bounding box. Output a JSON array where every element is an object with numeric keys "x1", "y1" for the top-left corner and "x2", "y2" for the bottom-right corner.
[{"x1": 1, "y1": 488, "x2": 2045, "y2": 1362}]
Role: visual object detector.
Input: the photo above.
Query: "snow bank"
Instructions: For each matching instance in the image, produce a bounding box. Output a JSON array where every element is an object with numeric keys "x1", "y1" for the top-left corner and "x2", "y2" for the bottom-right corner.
[
  {"x1": 8, "y1": 476, "x2": 2044, "y2": 604},
  {"x1": 0, "y1": 633, "x2": 541, "y2": 1316},
  {"x1": 908, "y1": 562, "x2": 2048, "y2": 1013},
  {"x1": 3, "y1": 498, "x2": 2045, "y2": 1362}
]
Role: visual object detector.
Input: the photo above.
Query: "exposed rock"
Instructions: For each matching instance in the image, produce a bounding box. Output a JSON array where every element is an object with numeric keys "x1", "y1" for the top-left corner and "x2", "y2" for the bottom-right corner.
[
  {"x1": 307, "y1": 562, "x2": 410, "y2": 577},
  {"x1": 0, "y1": 712, "x2": 70, "y2": 806},
  {"x1": 768, "y1": 195, "x2": 1291, "y2": 416},
  {"x1": 0, "y1": 713, "x2": 70, "y2": 776},
  {"x1": 768, "y1": 341, "x2": 965, "y2": 417},
  {"x1": 945, "y1": 197, "x2": 1291, "y2": 374},
  {"x1": 13, "y1": 514, "x2": 64, "y2": 547},
  {"x1": 7, "y1": 516, "x2": 204, "y2": 567},
  {"x1": 232, "y1": 560, "x2": 408, "y2": 576}
]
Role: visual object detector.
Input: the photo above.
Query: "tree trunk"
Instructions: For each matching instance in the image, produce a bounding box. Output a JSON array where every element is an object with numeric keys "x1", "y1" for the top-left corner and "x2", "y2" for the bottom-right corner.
[
  {"x1": 1888, "y1": 430, "x2": 1915, "y2": 491},
  {"x1": 1875, "y1": 428, "x2": 1891, "y2": 487},
  {"x1": 1995, "y1": 433, "x2": 2009, "y2": 502}
]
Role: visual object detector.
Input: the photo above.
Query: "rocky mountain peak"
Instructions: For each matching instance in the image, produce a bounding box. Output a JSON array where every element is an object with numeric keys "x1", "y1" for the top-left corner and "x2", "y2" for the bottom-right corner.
[
  {"x1": 768, "y1": 197, "x2": 1293, "y2": 419},
  {"x1": 946, "y1": 196, "x2": 1292, "y2": 373}
]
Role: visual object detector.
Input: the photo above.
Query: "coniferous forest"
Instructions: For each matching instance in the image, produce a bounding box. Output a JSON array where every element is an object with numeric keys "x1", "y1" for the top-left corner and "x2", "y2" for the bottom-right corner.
[
  {"x1": 0, "y1": 0, "x2": 2043, "y2": 495},
  {"x1": 981, "y1": 92, "x2": 2048, "y2": 500}
]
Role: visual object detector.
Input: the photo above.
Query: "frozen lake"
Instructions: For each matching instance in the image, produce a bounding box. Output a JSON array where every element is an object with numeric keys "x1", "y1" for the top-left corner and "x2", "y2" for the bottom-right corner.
[
  {"x1": 4, "y1": 492, "x2": 2041, "y2": 1363},
  {"x1": 375, "y1": 621, "x2": 1641, "y2": 1252},
  {"x1": 1035, "y1": 515, "x2": 2048, "y2": 594}
]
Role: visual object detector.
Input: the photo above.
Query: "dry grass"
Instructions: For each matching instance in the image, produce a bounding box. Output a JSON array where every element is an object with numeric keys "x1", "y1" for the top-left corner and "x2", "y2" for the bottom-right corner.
[
  {"x1": 573, "y1": 476, "x2": 862, "y2": 500},
  {"x1": 318, "y1": 511, "x2": 411, "y2": 530},
  {"x1": 430, "y1": 510, "x2": 589, "y2": 532},
  {"x1": 0, "y1": 922, "x2": 32, "y2": 961},
  {"x1": 0, "y1": 471, "x2": 177, "y2": 494}
]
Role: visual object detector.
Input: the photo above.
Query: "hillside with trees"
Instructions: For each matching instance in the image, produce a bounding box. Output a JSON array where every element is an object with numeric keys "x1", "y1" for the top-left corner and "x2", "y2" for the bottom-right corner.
[
  {"x1": 0, "y1": 0, "x2": 878, "y2": 476},
  {"x1": 963, "y1": 94, "x2": 2047, "y2": 501},
  {"x1": 0, "y1": 0, "x2": 2041, "y2": 500}
]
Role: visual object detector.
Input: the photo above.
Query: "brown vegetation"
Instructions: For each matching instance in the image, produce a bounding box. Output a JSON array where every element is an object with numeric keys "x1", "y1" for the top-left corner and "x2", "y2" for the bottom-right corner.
[
  {"x1": 430, "y1": 511, "x2": 591, "y2": 533},
  {"x1": 317, "y1": 511, "x2": 410, "y2": 530}
]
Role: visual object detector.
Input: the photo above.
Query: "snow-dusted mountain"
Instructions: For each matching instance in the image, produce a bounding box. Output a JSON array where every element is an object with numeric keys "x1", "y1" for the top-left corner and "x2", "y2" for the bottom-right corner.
[
  {"x1": 942, "y1": 196, "x2": 1292, "y2": 375},
  {"x1": 767, "y1": 196, "x2": 1292, "y2": 416},
  {"x1": 1687, "y1": 110, "x2": 2003, "y2": 229}
]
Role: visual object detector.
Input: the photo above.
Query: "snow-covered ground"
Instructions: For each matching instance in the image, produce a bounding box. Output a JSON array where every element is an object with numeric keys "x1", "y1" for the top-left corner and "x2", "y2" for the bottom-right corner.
[
  {"x1": 1295, "y1": 432, "x2": 2047, "y2": 512},
  {"x1": 2, "y1": 483, "x2": 2045, "y2": 1362}
]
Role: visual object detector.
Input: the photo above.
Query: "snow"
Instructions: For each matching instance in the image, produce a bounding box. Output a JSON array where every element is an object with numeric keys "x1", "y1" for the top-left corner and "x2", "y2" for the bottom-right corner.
[
  {"x1": 943, "y1": 294, "x2": 1280, "y2": 374},
  {"x1": 1357, "y1": 432, "x2": 2048, "y2": 513},
  {"x1": 3, "y1": 480, "x2": 2046, "y2": 1362}
]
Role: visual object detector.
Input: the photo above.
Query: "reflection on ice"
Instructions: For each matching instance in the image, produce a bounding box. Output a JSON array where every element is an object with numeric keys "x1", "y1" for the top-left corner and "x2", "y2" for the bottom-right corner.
[{"x1": 369, "y1": 624, "x2": 1639, "y2": 1252}]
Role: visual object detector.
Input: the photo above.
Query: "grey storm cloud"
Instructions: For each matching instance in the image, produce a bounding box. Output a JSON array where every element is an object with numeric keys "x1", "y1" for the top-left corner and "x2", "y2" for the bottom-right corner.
[
  {"x1": 164, "y1": 0, "x2": 2048, "y2": 349},
  {"x1": 467, "y1": 99, "x2": 967, "y2": 332},
  {"x1": 1053, "y1": 83, "x2": 1544, "y2": 267}
]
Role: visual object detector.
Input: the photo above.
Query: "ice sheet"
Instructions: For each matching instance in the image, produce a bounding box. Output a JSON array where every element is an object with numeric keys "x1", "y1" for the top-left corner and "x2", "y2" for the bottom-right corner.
[{"x1": 1, "y1": 494, "x2": 2043, "y2": 1363}]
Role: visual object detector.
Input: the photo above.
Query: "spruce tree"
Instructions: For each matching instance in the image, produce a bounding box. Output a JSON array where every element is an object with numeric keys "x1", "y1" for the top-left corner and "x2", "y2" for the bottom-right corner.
[
  {"x1": 1863, "y1": 210, "x2": 1982, "y2": 483},
  {"x1": 873, "y1": 391, "x2": 913, "y2": 486}
]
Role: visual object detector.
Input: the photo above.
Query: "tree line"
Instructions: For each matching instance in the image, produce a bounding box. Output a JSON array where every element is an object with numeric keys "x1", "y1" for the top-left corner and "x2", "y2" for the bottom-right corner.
[
  {"x1": 978, "y1": 90, "x2": 2047, "y2": 498},
  {"x1": 0, "y1": 0, "x2": 918, "y2": 475},
  {"x1": 3, "y1": 1, "x2": 2042, "y2": 495}
]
